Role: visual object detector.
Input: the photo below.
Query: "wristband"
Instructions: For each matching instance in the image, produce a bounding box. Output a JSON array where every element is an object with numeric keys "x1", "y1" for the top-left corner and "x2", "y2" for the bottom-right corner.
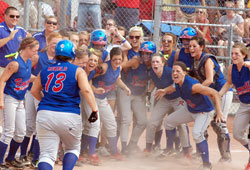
[{"x1": 121, "y1": 38, "x2": 127, "y2": 44}]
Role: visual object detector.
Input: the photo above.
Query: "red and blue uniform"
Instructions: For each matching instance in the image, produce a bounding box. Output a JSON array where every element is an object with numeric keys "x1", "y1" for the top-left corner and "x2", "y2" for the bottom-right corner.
[
  {"x1": 38, "y1": 61, "x2": 80, "y2": 114},
  {"x1": 4, "y1": 55, "x2": 31, "y2": 100},
  {"x1": 33, "y1": 30, "x2": 46, "y2": 51}
]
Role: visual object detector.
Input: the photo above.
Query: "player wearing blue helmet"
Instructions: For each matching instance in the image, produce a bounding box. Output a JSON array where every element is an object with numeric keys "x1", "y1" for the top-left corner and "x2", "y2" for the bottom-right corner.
[
  {"x1": 173, "y1": 27, "x2": 197, "y2": 70},
  {"x1": 31, "y1": 40, "x2": 98, "y2": 170},
  {"x1": 118, "y1": 41, "x2": 155, "y2": 154},
  {"x1": 0, "y1": 37, "x2": 39, "y2": 170}
]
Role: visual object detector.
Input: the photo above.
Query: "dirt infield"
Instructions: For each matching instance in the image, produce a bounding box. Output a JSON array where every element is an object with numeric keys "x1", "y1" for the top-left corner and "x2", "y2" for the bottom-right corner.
[{"x1": 52, "y1": 115, "x2": 248, "y2": 170}]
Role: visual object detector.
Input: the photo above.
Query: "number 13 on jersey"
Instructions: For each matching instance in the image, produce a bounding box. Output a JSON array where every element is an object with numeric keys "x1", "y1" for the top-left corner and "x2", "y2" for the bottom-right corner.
[{"x1": 45, "y1": 72, "x2": 66, "y2": 92}]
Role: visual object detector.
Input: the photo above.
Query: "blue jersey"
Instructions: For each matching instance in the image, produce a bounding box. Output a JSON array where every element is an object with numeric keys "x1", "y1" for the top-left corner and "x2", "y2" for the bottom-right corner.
[
  {"x1": 127, "y1": 62, "x2": 149, "y2": 95},
  {"x1": 161, "y1": 50, "x2": 176, "y2": 68},
  {"x1": 231, "y1": 64, "x2": 250, "y2": 104},
  {"x1": 92, "y1": 60, "x2": 120, "y2": 99},
  {"x1": 33, "y1": 30, "x2": 46, "y2": 51},
  {"x1": 4, "y1": 56, "x2": 31, "y2": 100},
  {"x1": 150, "y1": 66, "x2": 180, "y2": 100},
  {"x1": 38, "y1": 61, "x2": 81, "y2": 114},
  {"x1": 176, "y1": 75, "x2": 214, "y2": 113},
  {"x1": 0, "y1": 22, "x2": 27, "y2": 67},
  {"x1": 178, "y1": 48, "x2": 193, "y2": 69},
  {"x1": 121, "y1": 49, "x2": 140, "y2": 84},
  {"x1": 28, "y1": 51, "x2": 55, "y2": 90},
  {"x1": 197, "y1": 53, "x2": 226, "y2": 91},
  {"x1": 88, "y1": 70, "x2": 96, "y2": 81}
]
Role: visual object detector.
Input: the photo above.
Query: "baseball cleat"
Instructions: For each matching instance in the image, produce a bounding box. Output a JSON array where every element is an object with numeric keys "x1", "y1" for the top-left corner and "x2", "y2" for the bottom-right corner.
[
  {"x1": 87, "y1": 154, "x2": 100, "y2": 166},
  {"x1": 245, "y1": 163, "x2": 250, "y2": 170},
  {"x1": 5, "y1": 158, "x2": 25, "y2": 170}
]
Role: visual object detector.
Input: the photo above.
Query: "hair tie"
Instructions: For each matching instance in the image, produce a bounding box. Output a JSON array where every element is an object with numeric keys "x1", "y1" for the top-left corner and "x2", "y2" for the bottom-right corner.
[{"x1": 5, "y1": 52, "x2": 19, "y2": 59}]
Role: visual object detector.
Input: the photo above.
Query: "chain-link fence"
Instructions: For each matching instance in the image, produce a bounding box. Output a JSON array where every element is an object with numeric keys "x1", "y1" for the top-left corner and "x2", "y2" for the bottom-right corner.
[{"x1": 4, "y1": 0, "x2": 250, "y2": 114}]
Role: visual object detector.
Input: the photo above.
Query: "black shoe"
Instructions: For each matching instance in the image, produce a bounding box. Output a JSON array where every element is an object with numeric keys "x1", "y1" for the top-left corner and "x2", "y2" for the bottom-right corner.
[
  {"x1": 5, "y1": 159, "x2": 25, "y2": 169},
  {"x1": 0, "y1": 164, "x2": 13, "y2": 170}
]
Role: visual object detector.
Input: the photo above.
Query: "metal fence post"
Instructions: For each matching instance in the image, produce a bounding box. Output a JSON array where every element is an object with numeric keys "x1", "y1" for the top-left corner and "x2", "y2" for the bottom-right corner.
[
  {"x1": 37, "y1": 0, "x2": 43, "y2": 30},
  {"x1": 23, "y1": 0, "x2": 30, "y2": 31},
  {"x1": 60, "y1": 0, "x2": 67, "y2": 29},
  {"x1": 153, "y1": 0, "x2": 162, "y2": 51},
  {"x1": 227, "y1": 24, "x2": 233, "y2": 63}
]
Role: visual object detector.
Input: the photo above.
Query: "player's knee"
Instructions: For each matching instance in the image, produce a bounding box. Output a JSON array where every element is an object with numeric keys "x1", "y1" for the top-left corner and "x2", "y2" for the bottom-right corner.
[
  {"x1": 233, "y1": 129, "x2": 243, "y2": 143},
  {"x1": 13, "y1": 135, "x2": 25, "y2": 143},
  {"x1": 164, "y1": 118, "x2": 176, "y2": 130},
  {"x1": 192, "y1": 130, "x2": 204, "y2": 143}
]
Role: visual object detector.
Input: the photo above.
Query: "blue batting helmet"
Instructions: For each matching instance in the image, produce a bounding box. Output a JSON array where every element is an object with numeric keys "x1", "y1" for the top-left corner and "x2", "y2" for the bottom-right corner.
[
  {"x1": 55, "y1": 40, "x2": 75, "y2": 59},
  {"x1": 179, "y1": 27, "x2": 197, "y2": 39},
  {"x1": 90, "y1": 29, "x2": 107, "y2": 46},
  {"x1": 139, "y1": 41, "x2": 156, "y2": 55}
]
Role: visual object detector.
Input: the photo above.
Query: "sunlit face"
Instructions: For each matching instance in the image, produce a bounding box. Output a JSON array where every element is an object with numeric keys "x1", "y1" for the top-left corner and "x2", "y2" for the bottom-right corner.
[
  {"x1": 151, "y1": 56, "x2": 164, "y2": 74},
  {"x1": 111, "y1": 54, "x2": 122, "y2": 69},
  {"x1": 4, "y1": 9, "x2": 20, "y2": 28},
  {"x1": 45, "y1": 18, "x2": 58, "y2": 32},
  {"x1": 189, "y1": 40, "x2": 203, "y2": 59},
  {"x1": 162, "y1": 35, "x2": 174, "y2": 52},
  {"x1": 129, "y1": 31, "x2": 142, "y2": 48},
  {"x1": 27, "y1": 44, "x2": 39, "y2": 58},
  {"x1": 48, "y1": 37, "x2": 62, "y2": 54},
  {"x1": 172, "y1": 65, "x2": 186, "y2": 84},
  {"x1": 86, "y1": 54, "x2": 99, "y2": 72},
  {"x1": 231, "y1": 47, "x2": 245, "y2": 65},
  {"x1": 182, "y1": 39, "x2": 190, "y2": 49},
  {"x1": 74, "y1": 55, "x2": 88, "y2": 68},
  {"x1": 195, "y1": 10, "x2": 205, "y2": 19},
  {"x1": 70, "y1": 34, "x2": 79, "y2": 48},
  {"x1": 79, "y1": 34, "x2": 89, "y2": 47},
  {"x1": 225, "y1": 3, "x2": 234, "y2": 17}
]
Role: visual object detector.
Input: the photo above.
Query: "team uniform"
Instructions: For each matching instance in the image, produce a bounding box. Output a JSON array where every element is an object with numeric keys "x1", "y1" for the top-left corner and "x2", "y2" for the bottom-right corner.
[
  {"x1": 92, "y1": 60, "x2": 121, "y2": 157},
  {"x1": 33, "y1": 31, "x2": 46, "y2": 51},
  {"x1": 146, "y1": 66, "x2": 190, "y2": 153},
  {"x1": 36, "y1": 60, "x2": 82, "y2": 169},
  {"x1": 165, "y1": 75, "x2": 214, "y2": 169},
  {"x1": 231, "y1": 64, "x2": 250, "y2": 153},
  {"x1": 192, "y1": 52, "x2": 233, "y2": 160},
  {"x1": 20, "y1": 50, "x2": 56, "y2": 165},
  {"x1": 118, "y1": 60, "x2": 148, "y2": 152},
  {"x1": 0, "y1": 55, "x2": 31, "y2": 169}
]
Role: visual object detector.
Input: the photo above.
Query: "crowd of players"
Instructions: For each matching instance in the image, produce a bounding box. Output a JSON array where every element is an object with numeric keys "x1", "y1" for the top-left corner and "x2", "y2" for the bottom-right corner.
[{"x1": 0, "y1": 5, "x2": 250, "y2": 170}]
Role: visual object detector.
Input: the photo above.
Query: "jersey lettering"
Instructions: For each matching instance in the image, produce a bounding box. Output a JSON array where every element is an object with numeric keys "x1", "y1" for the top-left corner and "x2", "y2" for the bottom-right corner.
[{"x1": 14, "y1": 78, "x2": 30, "y2": 91}]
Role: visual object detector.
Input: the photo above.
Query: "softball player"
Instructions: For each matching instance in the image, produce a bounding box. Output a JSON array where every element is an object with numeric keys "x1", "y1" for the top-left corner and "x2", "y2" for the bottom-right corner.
[
  {"x1": 145, "y1": 54, "x2": 190, "y2": 157},
  {"x1": 20, "y1": 32, "x2": 62, "y2": 167},
  {"x1": 118, "y1": 41, "x2": 155, "y2": 155},
  {"x1": 31, "y1": 40, "x2": 98, "y2": 170},
  {"x1": 117, "y1": 26, "x2": 143, "y2": 154},
  {"x1": 174, "y1": 27, "x2": 197, "y2": 70},
  {"x1": 92, "y1": 47, "x2": 131, "y2": 160},
  {"x1": 189, "y1": 36, "x2": 233, "y2": 162},
  {"x1": 165, "y1": 61, "x2": 224, "y2": 170},
  {"x1": 219, "y1": 43, "x2": 250, "y2": 170},
  {"x1": 0, "y1": 37, "x2": 39, "y2": 170},
  {"x1": 72, "y1": 49, "x2": 101, "y2": 165}
]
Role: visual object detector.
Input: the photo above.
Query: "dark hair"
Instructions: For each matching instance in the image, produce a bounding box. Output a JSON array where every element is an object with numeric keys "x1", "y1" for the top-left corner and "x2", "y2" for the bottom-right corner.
[
  {"x1": 55, "y1": 55, "x2": 72, "y2": 62},
  {"x1": 4, "y1": 6, "x2": 18, "y2": 15},
  {"x1": 190, "y1": 36, "x2": 205, "y2": 47},
  {"x1": 173, "y1": 61, "x2": 187, "y2": 72},
  {"x1": 18, "y1": 37, "x2": 39, "y2": 52},
  {"x1": 110, "y1": 47, "x2": 122, "y2": 60}
]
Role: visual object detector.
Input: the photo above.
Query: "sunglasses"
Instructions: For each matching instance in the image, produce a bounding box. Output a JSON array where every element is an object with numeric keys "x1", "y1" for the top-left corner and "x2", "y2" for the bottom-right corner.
[
  {"x1": 129, "y1": 36, "x2": 140, "y2": 40},
  {"x1": 46, "y1": 21, "x2": 57, "y2": 25},
  {"x1": 195, "y1": 11, "x2": 204, "y2": 14},
  {"x1": 9, "y1": 15, "x2": 20, "y2": 19},
  {"x1": 162, "y1": 39, "x2": 173, "y2": 43},
  {"x1": 107, "y1": 23, "x2": 113, "y2": 26}
]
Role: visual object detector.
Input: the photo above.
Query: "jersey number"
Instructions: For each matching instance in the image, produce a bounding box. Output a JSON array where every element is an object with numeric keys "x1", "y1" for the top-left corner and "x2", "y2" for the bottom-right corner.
[{"x1": 45, "y1": 72, "x2": 66, "y2": 92}]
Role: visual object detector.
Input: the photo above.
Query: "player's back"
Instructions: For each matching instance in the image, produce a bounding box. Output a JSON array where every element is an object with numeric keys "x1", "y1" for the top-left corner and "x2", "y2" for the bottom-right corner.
[{"x1": 38, "y1": 60, "x2": 81, "y2": 114}]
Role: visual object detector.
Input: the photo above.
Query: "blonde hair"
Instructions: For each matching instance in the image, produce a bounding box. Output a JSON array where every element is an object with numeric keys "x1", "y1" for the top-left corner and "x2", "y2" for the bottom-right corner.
[{"x1": 129, "y1": 26, "x2": 144, "y2": 38}]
